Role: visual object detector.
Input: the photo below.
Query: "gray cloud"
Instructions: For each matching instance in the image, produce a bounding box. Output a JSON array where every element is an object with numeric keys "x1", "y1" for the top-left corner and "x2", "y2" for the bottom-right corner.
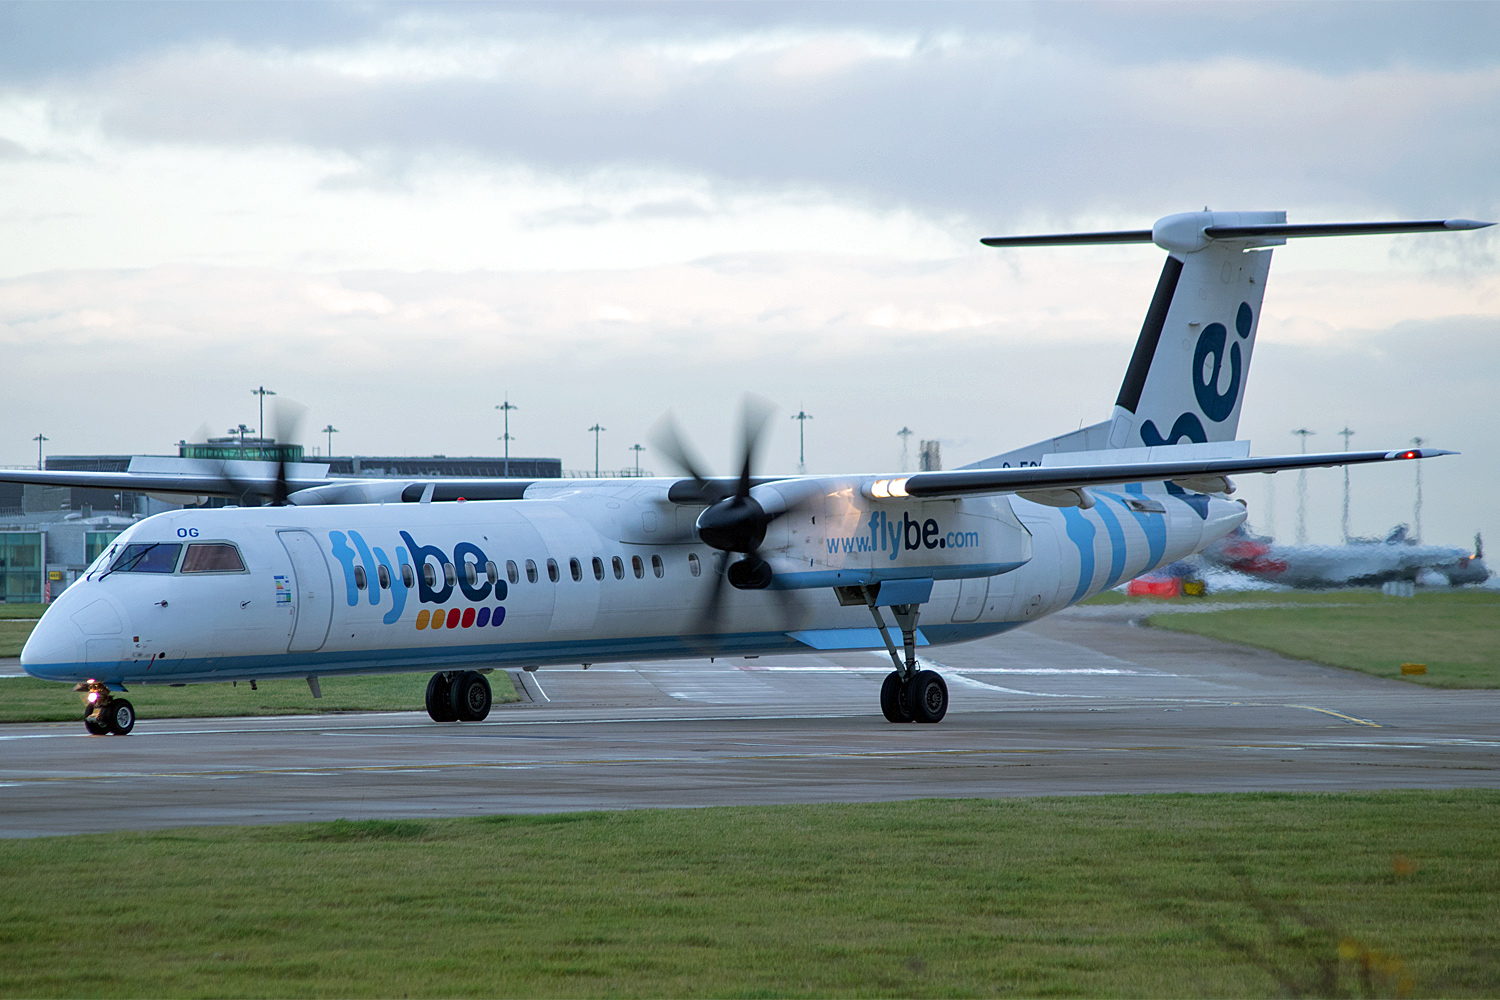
[{"x1": 7, "y1": 3, "x2": 1496, "y2": 229}]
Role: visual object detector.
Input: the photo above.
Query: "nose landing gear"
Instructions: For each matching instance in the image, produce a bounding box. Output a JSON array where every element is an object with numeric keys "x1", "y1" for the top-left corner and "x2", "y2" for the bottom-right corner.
[
  {"x1": 424, "y1": 671, "x2": 492, "y2": 722},
  {"x1": 75, "y1": 681, "x2": 136, "y2": 736},
  {"x1": 863, "y1": 589, "x2": 948, "y2": 724}
]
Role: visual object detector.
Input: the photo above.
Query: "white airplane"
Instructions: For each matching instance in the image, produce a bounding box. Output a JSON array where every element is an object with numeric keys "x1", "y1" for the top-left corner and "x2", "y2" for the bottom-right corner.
[{"x1": 11, "y1": 210, "x2": 1489, "y2": 736}]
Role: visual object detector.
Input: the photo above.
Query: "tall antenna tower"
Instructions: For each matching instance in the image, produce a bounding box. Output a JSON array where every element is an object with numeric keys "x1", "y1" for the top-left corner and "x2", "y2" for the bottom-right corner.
[
  {"x1": 896, "y1": 427, "x2": 913, "y2": 472},
  {"x1": 1338, "y1": 426, "x2": 1355, "y2": 543},
  {"x1": 1411, "y1": 435, "x2": 1424, "y2": 543},
  {"x1": 790, "y1": 409, "x2": 813, "y2": 474},
  {"x1": 1292, "y1": 428, "x2": 1315, "y2": 544}
]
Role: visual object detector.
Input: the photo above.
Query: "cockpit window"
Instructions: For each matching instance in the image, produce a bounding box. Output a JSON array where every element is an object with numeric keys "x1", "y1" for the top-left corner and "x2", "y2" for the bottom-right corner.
[
  {"x1": 108, "y1": 543, "x2": 182, "y2": 574},
  {"x1": 181, "y1": 542, "x2": 247, "y2": 573}
]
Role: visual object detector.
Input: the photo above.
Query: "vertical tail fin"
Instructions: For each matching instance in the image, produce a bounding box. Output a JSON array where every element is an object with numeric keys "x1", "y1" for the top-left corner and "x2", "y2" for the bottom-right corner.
[
  {"x1": 963, "y1": 212, "x2": 1491, "y2": 470},
  {"x1": 1108, "y1": 211, "x2": 1279, "y2": 449}
]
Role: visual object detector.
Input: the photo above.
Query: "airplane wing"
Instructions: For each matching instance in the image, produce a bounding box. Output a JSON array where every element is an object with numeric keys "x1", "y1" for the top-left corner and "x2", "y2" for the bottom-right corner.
[
  {"x1": 0, "y1": 467, "x2": 329, "y2": 500},
  {"x1": 897, "y1": 447, "x2": 1451, "y2": 501}
]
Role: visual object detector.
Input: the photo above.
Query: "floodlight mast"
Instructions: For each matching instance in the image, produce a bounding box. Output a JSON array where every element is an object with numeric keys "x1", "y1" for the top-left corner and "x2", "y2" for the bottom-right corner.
[
  {"x1": 588, "y1": 424, "x2": 606, "y2": 477},
  {"x1": 495, "y1": 396, "x2": 518, "y2": 476},
  {"x1": 251, "y1": 387, "x2": 276, "y2": 450}
]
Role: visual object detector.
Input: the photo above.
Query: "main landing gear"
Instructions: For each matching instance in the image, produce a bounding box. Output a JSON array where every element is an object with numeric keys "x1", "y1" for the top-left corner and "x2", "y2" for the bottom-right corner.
[
  {"x1": 76, "y1": 681, "x2": 135, "y2": 736},
  {"x1": 863, "y1": 590, "x2": 948, "y2": 724},
  {"x1": 425, "y1": 670, "x2": 493, "y2": 722}
]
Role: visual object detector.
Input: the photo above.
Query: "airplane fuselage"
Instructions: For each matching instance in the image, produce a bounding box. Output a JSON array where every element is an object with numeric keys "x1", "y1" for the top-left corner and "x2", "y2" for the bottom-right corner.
[{"x1": 22, "y1": 478, "x2": 1245, "y2": 688}]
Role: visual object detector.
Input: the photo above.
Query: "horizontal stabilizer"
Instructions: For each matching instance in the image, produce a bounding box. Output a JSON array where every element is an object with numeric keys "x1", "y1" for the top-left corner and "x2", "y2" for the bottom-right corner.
[
  {"x1": 901, "y1": 447, "x2": 1454, "y2": 499},
  {"x1": 982, "y1": 215, "x2": 1493, "y2": 252}
]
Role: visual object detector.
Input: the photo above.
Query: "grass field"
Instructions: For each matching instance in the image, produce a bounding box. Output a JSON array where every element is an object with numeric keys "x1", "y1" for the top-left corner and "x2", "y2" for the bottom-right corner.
[
  {"x1": 0, "y1": 792, "x2": 1495, "y2": 998},
  {"x1": 1121, "y1": 589, "x2": 1500, "y2": 688},
  {"x1": 0, "y1": 670, "x2": 518, "y2": 724}
]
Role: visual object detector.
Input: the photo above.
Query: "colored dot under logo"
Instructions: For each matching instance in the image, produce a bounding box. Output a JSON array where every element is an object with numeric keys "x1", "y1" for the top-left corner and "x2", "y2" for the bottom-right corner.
[{"x1": 414, "y1": 606, "x2": 505, "y2": 629}]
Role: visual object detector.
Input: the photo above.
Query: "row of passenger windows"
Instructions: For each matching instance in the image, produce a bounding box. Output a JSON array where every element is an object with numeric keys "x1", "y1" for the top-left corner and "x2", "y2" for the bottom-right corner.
[{"x1": 355, "y1": 552, "x2": 704, "y2": 591}]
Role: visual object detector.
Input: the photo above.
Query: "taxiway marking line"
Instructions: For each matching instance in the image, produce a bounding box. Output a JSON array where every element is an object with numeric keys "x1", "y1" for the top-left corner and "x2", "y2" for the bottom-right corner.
[
  {"x1": 1, "y1": 740, "x2": 1471, "y2": 785},
  {"x1": 1285, "y1": 705, "x2": 1382, "y2": 728}
]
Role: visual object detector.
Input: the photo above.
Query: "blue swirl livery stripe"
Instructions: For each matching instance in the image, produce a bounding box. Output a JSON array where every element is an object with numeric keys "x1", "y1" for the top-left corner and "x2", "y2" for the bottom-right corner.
[
  {"x1": 1118, "y1": 486, "x2": 1167, "y2": 569},
  {"x1": 1060, "y1": 507, "x2": 1097, "y2": 605},
  {"x1": 1094, "y1": 499, "x2": 1128, "y2": 590}
]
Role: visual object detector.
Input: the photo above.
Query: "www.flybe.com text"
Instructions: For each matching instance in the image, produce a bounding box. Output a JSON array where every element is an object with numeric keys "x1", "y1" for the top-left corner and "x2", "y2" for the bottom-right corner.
[{"x1": 828, "y1": 511, "x2": 980, "y2": 560}]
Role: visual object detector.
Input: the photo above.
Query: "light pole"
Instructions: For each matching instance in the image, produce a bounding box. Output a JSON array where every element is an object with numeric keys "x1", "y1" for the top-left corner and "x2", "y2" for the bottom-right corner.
[
  {"x1": 251, "y1": 386, "x2": 276, "y2": 449},
  {"x1": 1338, "y1": 427, "x2": 1355, "y2": 543},
  {"x1": 230, "y1": 424, "x2": 253, "y2": 449},
  {"x1": 1292, "y1": 428, "x2": 1315, "y2": 545},
  {"x1": 32, "y1": 433, "x2": 48, "y2": 470},
  {"x1": 629, "y1": 443, "x2": 645, "y2": 477},
  {"x1": 790, "y1": 409, "x2": 813, "y2": 474},
  {"x1": 896, "y1": 426, "x2": 913, "y2": 472},
  {"x1": 495, "y1": 397, "x2": 518, "y2": 476},
  {"x1": 1412, "y1": 436, "x2": 1424, "y2": 543},
  {"x1": 323, "y1": 424, "x2": 339, "y2": 458},
  {"x1": 588, "y1": 424, "x2": 606, "y2": 477}
]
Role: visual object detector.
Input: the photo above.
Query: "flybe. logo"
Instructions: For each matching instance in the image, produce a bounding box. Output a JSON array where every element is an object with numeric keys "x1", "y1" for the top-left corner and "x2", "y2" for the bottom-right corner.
[
  {"x1": 1141, "y1": 301, "x2": 1254, "y2": 447},
  {"x1": 826, "y1": 511, "x2": 981, "y2": 561},
  {"x1": 328, "y1": 531, "x2": 507, "y2": 631}
]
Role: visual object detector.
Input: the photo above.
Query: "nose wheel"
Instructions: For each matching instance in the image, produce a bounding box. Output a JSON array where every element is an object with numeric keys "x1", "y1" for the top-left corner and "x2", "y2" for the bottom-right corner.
[{"x1": 76, "y1": 681, "x2": 135, "y2": 736}]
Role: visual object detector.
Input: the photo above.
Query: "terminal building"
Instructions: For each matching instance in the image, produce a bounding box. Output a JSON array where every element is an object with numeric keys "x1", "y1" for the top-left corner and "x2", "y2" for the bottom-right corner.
[{"x1": 0, "y1": 436, "x2": 562, "y2": 604}]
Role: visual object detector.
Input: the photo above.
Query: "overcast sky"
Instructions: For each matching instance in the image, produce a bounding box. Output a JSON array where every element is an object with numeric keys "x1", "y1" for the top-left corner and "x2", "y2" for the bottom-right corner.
[{"x1": 1, "y1": 1, "x2": 1496, "y2": 550}]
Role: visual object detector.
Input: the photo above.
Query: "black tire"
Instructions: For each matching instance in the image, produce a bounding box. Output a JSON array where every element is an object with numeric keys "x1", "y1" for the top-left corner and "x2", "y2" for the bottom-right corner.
[
  {"x1": 84, "y1": 715, "x2": 108, "y2": 735},
  {"x1": 880, "y1": 670, "x2": 914, "y2": 723},
  {"x1": 105, "y1": 699, "x2": 136, "y2": 736},
  {"x1": 908, "y1": 670, "x2": 948, "y2": 724},
  {"x1": 425, "y1": 673, "x2": 457, "y2": 722},
  {"x1": 450, "y1": 671, "x2": 492, "y2": 722}
]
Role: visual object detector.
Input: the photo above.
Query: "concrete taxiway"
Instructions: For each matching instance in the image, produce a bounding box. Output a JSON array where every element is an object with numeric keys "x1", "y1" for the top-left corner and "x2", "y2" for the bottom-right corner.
[{"x1": 2, "y1": 608, "x2": 1497, "y2": 838}]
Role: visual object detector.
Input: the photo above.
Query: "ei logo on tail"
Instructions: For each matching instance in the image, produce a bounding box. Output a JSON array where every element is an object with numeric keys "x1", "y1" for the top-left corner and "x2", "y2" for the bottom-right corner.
[{"x1": 1140, "y1": 302, "x2": 1254, "y2": 447}]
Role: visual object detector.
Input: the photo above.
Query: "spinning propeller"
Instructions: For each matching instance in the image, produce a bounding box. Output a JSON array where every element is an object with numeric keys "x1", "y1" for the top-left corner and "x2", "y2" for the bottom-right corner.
[
  {"x1": 189, "y1": 399, "x2": 306, "y2": 506},
  {"x1": 652, "y1": 397, "x2": 812, "y2": 635}
]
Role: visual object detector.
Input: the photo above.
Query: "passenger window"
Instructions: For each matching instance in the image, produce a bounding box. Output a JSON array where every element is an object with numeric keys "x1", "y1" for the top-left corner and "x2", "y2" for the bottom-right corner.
[
  {"x1": 652, "y1": 554, "x2": 664, "y2": 579},
  {"x1": 632, "y1": 555, "x2": 644, "y2": 579},
  {"x1": 547, "y1": 559, "x2": 560, "y2": 583},
  {"x1": 688, "y1": 553, "x2": 701, "y2": 577},
  {"x1": 401, "y1": 562, "x2": 415, "y2": 588},
  {"x1": 423, "y1": 563, "x2": 436, "y2": 588},
  {"x1": 485, "y1": 561, "x2": 498, "y2": 585},
  {"x1": 181, "y1": 542, "x2": 246, "y2": 573},
  {"x1": 377, "y1": 564, "x2": 391, "y2": 590},
  {"x1": 354, "y1": 565, "x2": 368, "y2": 590},
  {"x1": 570, "y1": 558, "x2": 582, "y2": 582},
  {"x1": 508, "y1": 560, "x2": 520, "y2": 585},
  {"x1": 464, "y1": 562, "x2": 478, "y2": 587},
  {"x1": 592, "y1": 557, "x2": 604, "y2": 581},
  {"x1": 444, "y1": 563, "x2": 457, "y2": 587},
  {"x1": 612, "y1": 556, "x2": 624, "y2": 580},
  {"x1": 108, "y1": 542, "x2": 182, "y2": 574}
]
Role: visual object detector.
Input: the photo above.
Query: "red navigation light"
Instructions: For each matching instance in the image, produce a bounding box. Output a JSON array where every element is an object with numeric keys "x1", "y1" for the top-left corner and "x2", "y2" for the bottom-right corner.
[{"x1": 1403, "y1": 450, "x2": 1418, "y2": 459}]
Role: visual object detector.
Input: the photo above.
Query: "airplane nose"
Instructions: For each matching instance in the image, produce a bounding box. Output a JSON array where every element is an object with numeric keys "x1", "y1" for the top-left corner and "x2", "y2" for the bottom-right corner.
[{"x1": 20, "y1": 613, "x2": 84, "y2": 681}]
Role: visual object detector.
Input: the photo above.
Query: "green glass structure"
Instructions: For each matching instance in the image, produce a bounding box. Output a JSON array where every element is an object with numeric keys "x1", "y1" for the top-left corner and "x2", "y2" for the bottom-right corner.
[{"x1": 0, "y1": 532, "x2": 43, "y2": 604}]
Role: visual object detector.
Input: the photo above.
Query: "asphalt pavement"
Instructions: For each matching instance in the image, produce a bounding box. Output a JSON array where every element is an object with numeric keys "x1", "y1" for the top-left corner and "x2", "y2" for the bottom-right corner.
[{"x1": 2, "y1": 607, "x2": 1496, "y2": 838}]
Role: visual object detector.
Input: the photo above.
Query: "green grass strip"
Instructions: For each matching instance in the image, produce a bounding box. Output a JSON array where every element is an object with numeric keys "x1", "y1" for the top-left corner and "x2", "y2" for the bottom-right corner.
[
  {"x1": 0, "y1": 792, "x2": 1496, "y2": 997},
  {"x1": 0, "y1": 671, "x2": 518, "y2": 724},
  {"x1": 1137, "y1": 590, "x2": 1500, "y2": 688}
]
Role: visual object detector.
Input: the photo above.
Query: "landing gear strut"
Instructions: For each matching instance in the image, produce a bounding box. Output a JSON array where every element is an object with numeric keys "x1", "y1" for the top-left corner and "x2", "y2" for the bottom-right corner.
[
  {"x1": 76, "y1": 681, "x2": 135, "y2": 736},
  {"x1": 425, "y1": 671, "x2": 492, "y2": 722},
  {"x1": 864, "y1": 588, "x2": 948, "y2": 724}
]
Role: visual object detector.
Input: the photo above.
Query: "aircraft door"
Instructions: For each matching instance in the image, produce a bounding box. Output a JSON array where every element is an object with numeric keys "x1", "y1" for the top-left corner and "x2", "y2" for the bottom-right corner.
[
  {"x1": 518, "y1": 506, "x2": 600, "y2": 633},
  {"x1": 951, "y1": 575, "x2": 989, "y2": 623},
  {"x1": 279, "y1": 529, "x2": 333, "y2": 653}
]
